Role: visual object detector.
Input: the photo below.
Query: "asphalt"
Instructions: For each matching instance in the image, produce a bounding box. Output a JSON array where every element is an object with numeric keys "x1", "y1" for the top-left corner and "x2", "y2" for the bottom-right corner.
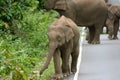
[
  {"x1": 64, "y1": 31, "x2": 120, "y2": 80},
  {"x1": 78, "y1": 32, "x2": 120, "y2": 80}
]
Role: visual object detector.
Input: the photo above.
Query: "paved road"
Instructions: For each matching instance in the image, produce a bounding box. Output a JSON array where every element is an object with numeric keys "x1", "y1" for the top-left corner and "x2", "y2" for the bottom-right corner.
[
  {"x1": 78, "y1": 32, "x2": 120, "y2": 80},
  {"x1": 64, "y1": 31, "x2": 120, "y2": 80}
]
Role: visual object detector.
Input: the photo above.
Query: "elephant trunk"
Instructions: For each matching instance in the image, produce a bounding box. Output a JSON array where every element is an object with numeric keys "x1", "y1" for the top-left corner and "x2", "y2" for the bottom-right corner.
[
  {"x1": 44, "y1": 0, "x2": 55, "y2": 10},
  {"x1": 40, "y1": 42, "x2": 56, "y2": 75}
]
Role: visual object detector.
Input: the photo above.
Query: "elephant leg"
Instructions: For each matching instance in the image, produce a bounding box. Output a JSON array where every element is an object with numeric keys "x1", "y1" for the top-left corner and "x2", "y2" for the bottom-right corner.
[
  {"x1": 106, "y1": 20, "x2": 114, "y2": 40},
  {"x1": 107, "y1": 24, "x2": 114, "y2": 40},
  {"x1": 106, "y1": 27, "x2": 109, "y2": 34},
  {"x1": 86, "y1": 28, "x2": 89, "y2": 40},
  {"x1": 61, "y1": 52, "x2": 70, "y2": 77},
  {"x1": 53, "y1": 49, "x2": 63, "y2": 79},
  {"x1": 88, "y1": 27, "x2": 95, "y2": 44},
  {"x1": 113, "y1": 20, "x2": 119, "y2": 40},
  {"x1": 61, "y1": 40, "x2": 73, "y2": 76},
  {"x1": 71, "y1": 43, "x2": 79, "y2": 74},
  {"x1": 91, "y1": 25, "x2": 102, "y2": 44},
  {"x1": 108, "y1": 27, "x2": 114, "y2": 40}
]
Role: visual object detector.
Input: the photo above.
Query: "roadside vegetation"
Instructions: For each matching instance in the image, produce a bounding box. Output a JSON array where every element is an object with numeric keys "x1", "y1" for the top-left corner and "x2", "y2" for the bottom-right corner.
[{"x1": 0, "y1": 0, "x2": 58, "y2": 80}]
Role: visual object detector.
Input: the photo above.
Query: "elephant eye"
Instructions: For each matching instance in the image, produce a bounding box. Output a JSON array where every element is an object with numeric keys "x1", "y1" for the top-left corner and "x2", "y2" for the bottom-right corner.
[{"x1": 57, "y1": 35, "x2": 61, "y2": 41}]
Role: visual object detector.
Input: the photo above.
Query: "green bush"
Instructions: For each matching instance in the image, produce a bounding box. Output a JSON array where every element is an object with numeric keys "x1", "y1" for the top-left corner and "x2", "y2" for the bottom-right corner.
[
  {"x1": 0, "y1": 2, "x2": 58, "y2": 80},
  {"x1": 37, "y1": 0, "x2": 45, "y2": 9},
  {"x1": 0, "y1": 0, "x2": 38, "y2": 34},
  {"x1": 0, "y1": 0, "x2": 59, "y2": 79}
]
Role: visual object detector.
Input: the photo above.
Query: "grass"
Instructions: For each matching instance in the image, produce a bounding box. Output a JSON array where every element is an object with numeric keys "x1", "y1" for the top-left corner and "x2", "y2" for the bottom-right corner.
[{"x1": 0, "y1": 9, "x2": 59, "y2": 80}]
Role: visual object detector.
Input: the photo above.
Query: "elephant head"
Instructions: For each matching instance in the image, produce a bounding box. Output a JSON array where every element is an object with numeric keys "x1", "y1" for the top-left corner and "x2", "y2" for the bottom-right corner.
[
  {"x1": 108, "y1": 4, "x2": 120, "y2": 18},
  {"x1": 40, "y1": 16, "x2": 74, "y2": 75},
  {"x1": 45, "y1": 0, "x2": 67, "y2": 10}
]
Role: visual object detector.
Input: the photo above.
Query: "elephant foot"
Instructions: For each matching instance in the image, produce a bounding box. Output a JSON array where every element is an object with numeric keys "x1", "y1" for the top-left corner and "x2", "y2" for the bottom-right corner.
[
  {"x1": 91, "y1": 40, "x2": 100, "y2": 44},
  {"x1": 88, "y1": 40, "x2": 92, "y2": 44},
  {"x1": 71, "y1": 68, "x2": 77, "y2": 74},
  {"x1": 108, "y1": 36, "x2": 113, "y2": 40},
  {"x1": 86, "y1": 35, "x2": 89, "y2": 40},
  {"x1": 51, "y1": 74, "x2": 63, "y2": 80},
  {"x1": 71, "y1": 71, "x2": 76, "y2": 74},
  {"x1": 86, "y1": 37, "x2": 88, "y2": 40},
  {"x1": 113, "y1": 36, "x2": 118, "y2": 40},
  {"x1": 63, "y1": 72, "x2": 70, "y2": 77}
]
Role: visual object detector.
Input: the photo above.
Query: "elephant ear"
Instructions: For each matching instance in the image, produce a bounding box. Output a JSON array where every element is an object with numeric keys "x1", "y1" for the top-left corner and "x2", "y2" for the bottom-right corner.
[
  {"x1": 54, "y1": 0, "x2": 67, "y2": 10},
  {"x1": 110, "y1": 6, "x2": 120, "y2": 17},
  {"x1": 65, "y1": 25, "x2": 74, "y2": 42},
  {"x1": 108, "y1": 11, "x2": 114, "y2": 20}
]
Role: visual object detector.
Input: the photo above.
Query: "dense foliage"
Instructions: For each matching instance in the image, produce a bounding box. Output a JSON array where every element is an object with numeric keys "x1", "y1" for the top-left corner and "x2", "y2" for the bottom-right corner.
[
  {"x1": 0, "y1": 0, "x2": 37, "y2": 33},
  {"x1": 37, "y1": 0, "x2": 45, "y2": 9},
  {"x1": 0, "y1": 0, "x2": 58, "y2": 80}
]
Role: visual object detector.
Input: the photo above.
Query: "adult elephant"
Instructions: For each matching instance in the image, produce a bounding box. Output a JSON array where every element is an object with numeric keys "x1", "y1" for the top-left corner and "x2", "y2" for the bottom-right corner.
[
  {"x1": 105, "y1": 3, "x2": 120, "y2": 40},
  {"x1": 45, "y1": 0, "x2": 107, "y2": 44}
]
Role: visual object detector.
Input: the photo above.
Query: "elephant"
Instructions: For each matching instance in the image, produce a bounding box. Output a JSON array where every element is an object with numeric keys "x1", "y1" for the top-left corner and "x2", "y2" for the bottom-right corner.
[
  {"x1": 45, "y1": 0, "x2": 108, "y2": 44},
  {"x1": 105, "y1": 3, "x2": 120, "y2": 40},
  {"x1": 39, "y1": 16, "x2": 80, "y2": 79},
  {"x1": 104, "y1": 0, "x2": 108, "y2": 3},
  {"x1": 86, "y1": 3, "x2": 120, "y2": 40}
]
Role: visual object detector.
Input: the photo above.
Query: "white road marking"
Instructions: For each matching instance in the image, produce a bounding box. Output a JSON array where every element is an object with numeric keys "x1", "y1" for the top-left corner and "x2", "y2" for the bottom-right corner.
[{"x1": 73, "y1": 27, "x2": 85, "y2": 80}]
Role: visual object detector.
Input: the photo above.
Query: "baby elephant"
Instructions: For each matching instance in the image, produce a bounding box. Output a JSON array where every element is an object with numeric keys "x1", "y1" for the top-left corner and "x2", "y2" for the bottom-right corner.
[{"x1": 40, "y1": 16, "x2": 80, "y2": 79}]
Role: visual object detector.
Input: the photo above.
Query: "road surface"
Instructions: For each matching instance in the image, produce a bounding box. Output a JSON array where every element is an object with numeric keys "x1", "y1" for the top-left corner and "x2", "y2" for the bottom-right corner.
[{"x1": 64, "y1": 31, "x2": 120, "y2": 80}]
